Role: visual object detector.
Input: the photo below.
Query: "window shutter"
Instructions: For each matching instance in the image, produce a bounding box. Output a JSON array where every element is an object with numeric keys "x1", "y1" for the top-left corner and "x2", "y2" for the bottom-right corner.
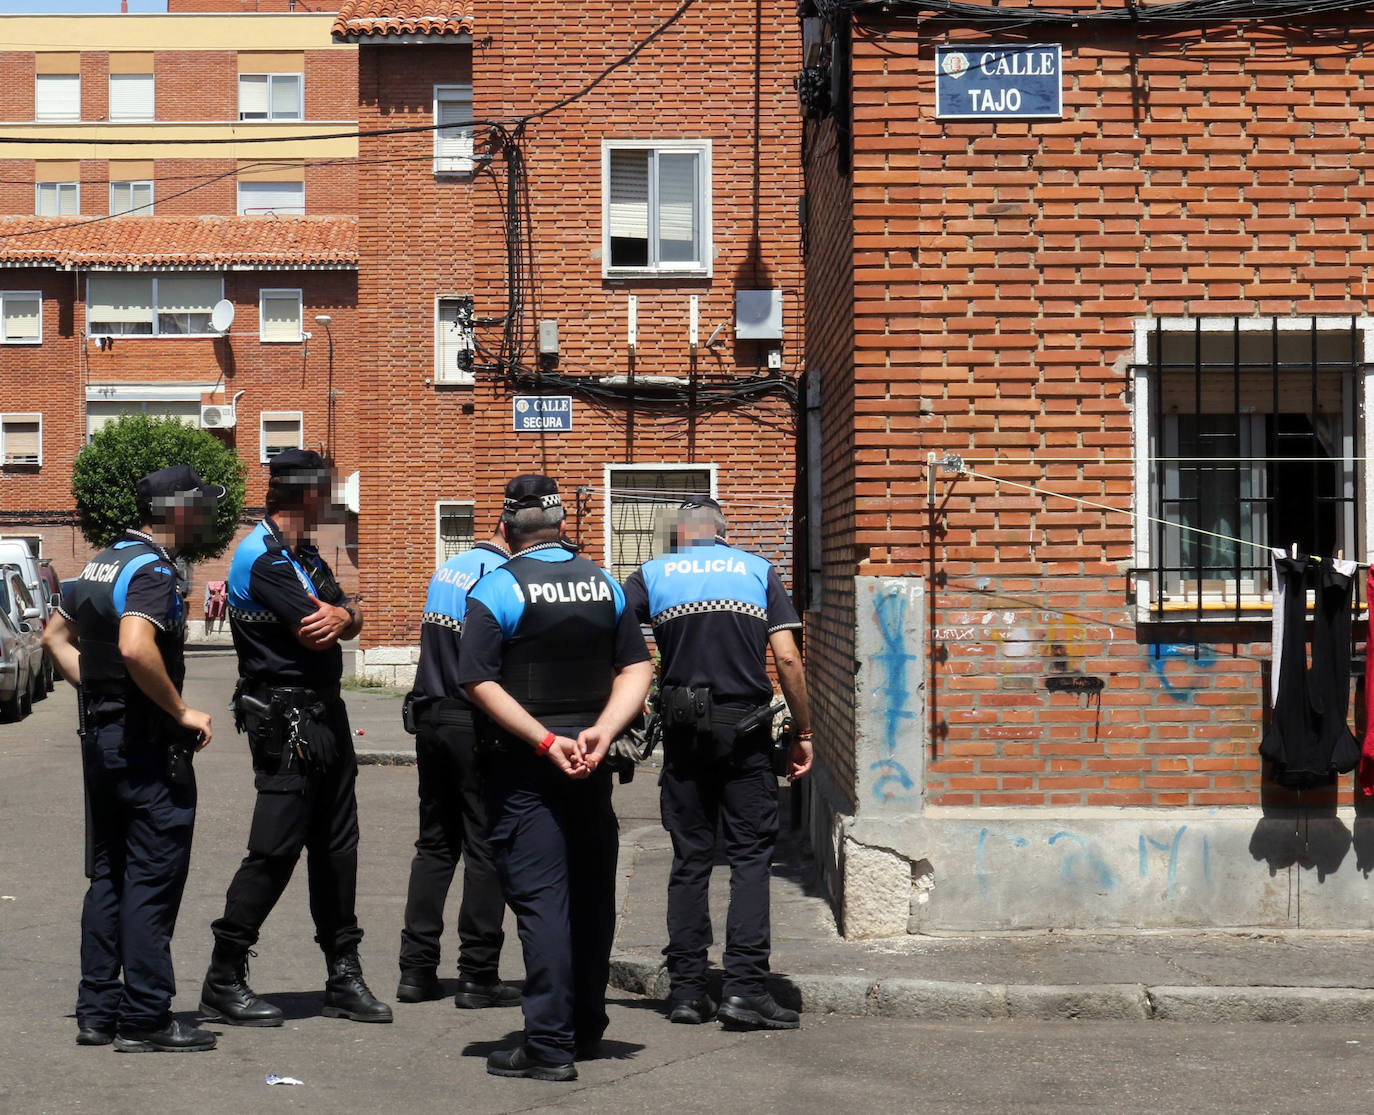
[
  {"x1": 261, "y1": 292, "x2": 301, "y2": 341},
  {"x1": 435, "y1": 298, "x2": 473, "y2": 382},
  {"x1": 87, "y1": 274, "x2": 155, "y2": 328},
  {"x1": 238, "y1": 181, "x2": 305, "y2": 215},
  {"x1": 3, "y1": 296, "x2": 40, "y2": 341},
  {"x1": 270, "y1": 74, "x2": 302, "y2": 120},
  {"x1": 435, "y1": 88, "x2": 474, "y2": 171},
  {"x1": 608, "y1": 150, "x2": 650, "y2": 240},
  {"x1": 657, "y1": 152, "x2": 699, "y2": 261},
  {"x1": 36, "y1": 74, "x2": 79, "y2": 120},
  {"x1": 3, "y1": 419, "x2": 39, "y2": 463},
  {"x1": 261, "y1": 412, "x2": 303, "y2": 459},
  {"x1": 109, "y1": 74, "x2": 153, "y2": 121},
  {"x1": 239, "y1": 74, "x2": 269, "y2": 118},
  {"x1": 156, "y1": 275, "x2": 220, "y2": 316},
  {"x1": 37, "y1": 183, "x2": 78, "y2": 217}
]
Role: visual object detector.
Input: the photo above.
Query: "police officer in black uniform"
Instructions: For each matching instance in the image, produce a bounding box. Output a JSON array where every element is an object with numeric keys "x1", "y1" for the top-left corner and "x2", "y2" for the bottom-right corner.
[
  {"x1": 623, "y1": 495, "x2": 813, "y2": 1030},
  {"x1": 459, "y1": 474, "x2": 652, "y2": 1082},
  {"x1": 44, "y1": 464, "x2": 224, "y2": 1053},
  {"x1": 199, "y1": 449, "x2": 392, "y2": 1026},
  {"x1": 395, "y1": 527, "x2": 519, "y2": 1009}
]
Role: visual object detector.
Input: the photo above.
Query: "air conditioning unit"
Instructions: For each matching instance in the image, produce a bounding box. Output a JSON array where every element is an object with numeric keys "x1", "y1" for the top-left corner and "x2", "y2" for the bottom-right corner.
[{"x1": 200, "y1": 403, "x2": 236, "y2": 429}]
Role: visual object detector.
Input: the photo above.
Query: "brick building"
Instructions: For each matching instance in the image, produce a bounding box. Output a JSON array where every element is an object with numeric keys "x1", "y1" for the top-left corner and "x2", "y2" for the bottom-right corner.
[
  {"x1": 334, "y1": 1, "x2": 804, "y2": 679},
  {"x1": 0, "y1": 7, "x2": 361, "y2": 587},
  {"x1": 800, "y1": 2, "x2": 1374, "y2": 932}
]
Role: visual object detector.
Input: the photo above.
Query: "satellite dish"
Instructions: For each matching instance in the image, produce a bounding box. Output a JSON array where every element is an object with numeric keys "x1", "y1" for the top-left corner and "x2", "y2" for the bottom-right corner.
[{"x1": 210, "y1": 299, "x2": 235, "y2": 333}]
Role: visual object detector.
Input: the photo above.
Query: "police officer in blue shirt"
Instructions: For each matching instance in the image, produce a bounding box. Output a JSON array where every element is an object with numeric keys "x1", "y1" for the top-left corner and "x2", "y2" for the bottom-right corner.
[
  {"x1": 395, "y1": 527, "x2": 519, "y2": 1009},
  {"x1": 459, "y1": 474, "x2": 652, "y2": 1082},
  {"x1": 199, "y1": 449, "x2": 392, "y2": 1027},
  {"x1": 44, "y1": 464, "x2": 224, "y2": 1053},
  {"x1": 622, "y1": 495, "x2": 813, "y2": 1031}
]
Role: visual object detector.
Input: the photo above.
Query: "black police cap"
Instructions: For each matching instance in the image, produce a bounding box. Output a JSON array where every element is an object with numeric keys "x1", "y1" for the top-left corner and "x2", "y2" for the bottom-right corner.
[
  {"x1": 269, "y1": 448, "x2": 330, "y2": 486},
  {"x1": 503, "y1": 473, "x2": 562, "y2": 513},
  {"x1": 136, "y1": 464, "x2": 227, "y2": 506},
  {"x1": 679, "y1": 493, "x2": 722, "y2": 514}
]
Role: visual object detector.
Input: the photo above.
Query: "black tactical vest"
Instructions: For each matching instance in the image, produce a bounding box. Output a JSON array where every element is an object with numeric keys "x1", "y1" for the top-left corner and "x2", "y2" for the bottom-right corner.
[
  {"x1": 65, "y1": 532, "x2": 185, "y2": 720},
  {"x1": 499, "y1": 552, "x2": 618, "y2": 726}
]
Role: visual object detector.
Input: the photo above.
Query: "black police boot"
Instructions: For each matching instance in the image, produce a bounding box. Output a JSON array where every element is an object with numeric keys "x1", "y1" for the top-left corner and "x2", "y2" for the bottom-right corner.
[
  {"x1": 486, "y1": 1045, "x2": 577, "y2": 1082},
  {"x1": 75, "y1": 1025, "x2": 113, "y2": 1046},
  {"x1": 453, "y1": 977, "x2": 522, "y2": 1009},
  {"x1": 666, "y1": 993, "x2": 717, "y2": 1024},
  {"x1": 396, "y1": 969, "x2": 444, "y2": 1003},
  {"x1": 323, "y1": 951, "x2": 394, "y2": 1023},
  {"x1": 200, "y1": 946, "x2": 284, "y2": 1027},
  {"x1": 717, "y1": 992, "x2": 800, "y2": 1031},
  {"x1": 113, "y1": 1018, "x2": 218, "y2": 1053}
]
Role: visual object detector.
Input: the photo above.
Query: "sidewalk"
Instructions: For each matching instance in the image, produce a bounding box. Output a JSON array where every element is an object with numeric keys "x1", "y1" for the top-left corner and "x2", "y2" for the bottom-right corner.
[{"x1": 318, "y1": 676, "x2": 1374, "y2": 1026}]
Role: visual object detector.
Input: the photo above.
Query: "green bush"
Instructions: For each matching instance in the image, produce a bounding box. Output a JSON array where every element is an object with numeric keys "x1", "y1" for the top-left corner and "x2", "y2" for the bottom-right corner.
[{"x1": 72, "y1": 415, "x2": 247, "y2": 562}]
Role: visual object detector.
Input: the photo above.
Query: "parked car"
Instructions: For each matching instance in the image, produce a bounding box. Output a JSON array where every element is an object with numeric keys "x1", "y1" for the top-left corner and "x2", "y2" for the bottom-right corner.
[
  {"x1": 0, "y1": 541, "x2": 51, "y2": 691},
  {"x1": 0, "y1": 566, "x2": 42, "y2": 720},
  {"x1": 35, "y1": 558, "x2": 61, "y2": 692}
]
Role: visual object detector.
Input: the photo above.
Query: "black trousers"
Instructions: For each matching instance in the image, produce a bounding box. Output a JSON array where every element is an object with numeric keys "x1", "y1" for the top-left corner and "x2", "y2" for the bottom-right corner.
[
  {"x1": 484, "y1": 744, "x2": 618, "y2": 1064},
  {"x1": 78, "y1": 719, "x2": 196, "y2": 1031},
  {"x1": 660, "y1": 728, "x2": 778, "y2": 1002},
  {"x1": 211, "y1": 697, "x2": 363, "y2": 958},
  {"x1": 398, "y1": 709, "x2": 506, "y2": 980}
]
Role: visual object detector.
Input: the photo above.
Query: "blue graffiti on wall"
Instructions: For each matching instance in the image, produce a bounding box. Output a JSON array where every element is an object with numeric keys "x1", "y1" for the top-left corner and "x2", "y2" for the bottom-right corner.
[
  {"x1": 869, "y1": 589, "x2": 919, "y2": 803},
  {"x1": 1148, "y1": 644, "x2": 1216, "y2": 702},
  {"x1": 1139, "y1": 826, "x2": 1188, "y2": 896},
  {"x1": 1049, "y1": 831, "x2": 1118, "y2": 890},
  {"x1": 976, "y1": 827, "x2": 1030, "y2": 894}
]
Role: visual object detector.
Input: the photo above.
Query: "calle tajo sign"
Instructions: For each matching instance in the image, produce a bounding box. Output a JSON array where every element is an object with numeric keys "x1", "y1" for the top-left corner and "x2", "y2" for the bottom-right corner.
[{"x1": 935, "y1": 43, "x2": 1063, "y2": 120}]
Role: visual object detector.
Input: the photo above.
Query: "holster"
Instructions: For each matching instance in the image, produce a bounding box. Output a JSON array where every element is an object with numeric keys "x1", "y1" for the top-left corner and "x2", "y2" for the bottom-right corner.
[
  {"x1": 232, "y1": 681, "x2": 337, "y2": 775},
  {"x1": 659, "y1": 684, "x2": 714, "y2": 735}
]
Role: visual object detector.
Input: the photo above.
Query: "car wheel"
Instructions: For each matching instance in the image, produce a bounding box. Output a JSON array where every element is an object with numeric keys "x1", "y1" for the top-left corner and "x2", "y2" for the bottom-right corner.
[
  {"x1": 33, "y1": 659, "x2": 49, "y2": 701},
  {"x1": 18, "y1": 673, "x2": 33, "y2": 718}
]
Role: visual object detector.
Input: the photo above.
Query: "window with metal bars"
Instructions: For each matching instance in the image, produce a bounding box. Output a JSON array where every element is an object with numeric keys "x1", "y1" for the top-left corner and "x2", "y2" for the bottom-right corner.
[
  {"x1": 436, "y1": 502, "x2": 475, "y2": 565},
  {"x1": 604, "y1": 465, "x2": 714, "y2": 582},
  {"x1": 1132, "y1": 317, "x2": 1364, "y2": 619}
]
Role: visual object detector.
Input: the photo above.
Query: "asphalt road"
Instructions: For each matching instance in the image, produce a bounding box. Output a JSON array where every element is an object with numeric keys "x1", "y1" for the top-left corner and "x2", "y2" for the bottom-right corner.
[{"x1": 6, "y1": 656, "x2": 1374, "y2": 1114}]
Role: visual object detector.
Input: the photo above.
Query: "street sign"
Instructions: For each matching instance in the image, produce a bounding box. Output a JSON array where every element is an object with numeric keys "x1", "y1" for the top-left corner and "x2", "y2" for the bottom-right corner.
[
  {"x1": 935, "y1": 44, "x2": 1063, "y2": 120},
  {"x1": 513, "y1": 395, "x2": 573, "y2": 432}
]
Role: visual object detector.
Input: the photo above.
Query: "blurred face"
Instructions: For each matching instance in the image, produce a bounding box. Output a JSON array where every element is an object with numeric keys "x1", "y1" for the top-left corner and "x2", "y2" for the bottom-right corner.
[
  {"x1": 674, "y1": 508, "x2": 717, "y2": 546},
  {"x1": 158, "y1": 490, "x2": 218, "y2": 551}
]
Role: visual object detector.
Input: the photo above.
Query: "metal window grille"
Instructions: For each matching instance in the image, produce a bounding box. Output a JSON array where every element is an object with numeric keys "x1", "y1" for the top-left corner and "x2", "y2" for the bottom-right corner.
[
  {"x1": 607, "y1": 468, "x2": 711, "y2": 582},
  {"x1": 437, "y1": 502, "x2": 474, "y2": 562},
  {"x1": 1138, "y1": 316, "x2": 1362, "y2": 622}
]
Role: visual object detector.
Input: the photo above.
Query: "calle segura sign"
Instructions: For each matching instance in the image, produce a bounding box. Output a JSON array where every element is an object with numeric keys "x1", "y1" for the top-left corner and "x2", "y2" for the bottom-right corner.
[{"x1": 935, "y1": 43, "x2": 1063, "y2": 120}]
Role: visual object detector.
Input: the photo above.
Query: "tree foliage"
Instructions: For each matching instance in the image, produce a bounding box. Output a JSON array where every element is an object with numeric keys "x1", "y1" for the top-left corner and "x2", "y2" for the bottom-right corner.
[{"x1": 72, "y1": 415, "x2": 247, "y2": 561}]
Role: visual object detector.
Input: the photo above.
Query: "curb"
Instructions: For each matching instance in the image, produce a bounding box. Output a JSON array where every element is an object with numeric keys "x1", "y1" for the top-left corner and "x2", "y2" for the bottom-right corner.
[
  {"x1": 607, "y1": 953, "x2": 1374, "y2": 1023},
  {"x1": 356, "y1": 749, "x2": 416, "y2": 766}
]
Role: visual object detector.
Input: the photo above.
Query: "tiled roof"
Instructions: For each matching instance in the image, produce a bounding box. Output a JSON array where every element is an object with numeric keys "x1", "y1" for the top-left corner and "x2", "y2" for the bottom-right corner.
[
  {"x1": 332, "y1": 1, "x2": 475, "y2": 39},
  {"x1": 0, "y1": 215, "x2": 358, "y2": 271}
]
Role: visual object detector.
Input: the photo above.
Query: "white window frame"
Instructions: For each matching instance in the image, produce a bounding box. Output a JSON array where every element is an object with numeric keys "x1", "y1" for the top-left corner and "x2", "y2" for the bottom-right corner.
[
  {"x1": 35, "y1": 181, "x2": 78, "y2": 217},
  {"x1": 237, "y1": 179, "x2": 306, "y2": 216},
  {"x1": 259, "y1": 410, "x2": 304, "y2": 464},
  {"x1": 109, "y1": 179, "x2": 153, "y2": 217},
  {"x1": 238, "y1": 72, "x2": 303, "y2": 121},
  {"x1": 0, "y1": 291, "x2": 42, "y2": 345},
  {"x1": 434, "y1": 295, "x2": 475, "y2": 385},
  {"x1": 602, "y1": 462, "x2": 718, "y2": 579},
  {"x1": 108, "y1": 72, "x2": 154, "y2": 122},
  {"x1": 0, "y1": 413, "x2": 42, "y2": 466},
  {"x1": 35, "y1": 73, "x2": 79, "y2": 122},
  {"x1": 435, "y1": 500, "x2": 476, "y2": 565},
  {"x1": 85, "y1": 273, "x2": 224, "y2": 339},
  {"x1": 433, "y1": 84, "x2": 474, "y2": 175},
  {"x1": 259, "y1": 288, "x2": 303, "y2": 343},
  {"x1": 1130, "y1": 315, "x2": 1374, "y2": 620},
  {"x1": 601, "y1": 139, "x2": 712, "y2": 278}
]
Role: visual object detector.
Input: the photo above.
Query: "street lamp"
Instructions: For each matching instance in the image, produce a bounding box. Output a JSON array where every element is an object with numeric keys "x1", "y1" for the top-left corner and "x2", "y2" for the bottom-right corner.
[{"x1": 315, "y1": 314, "x2": 335, "y2": 456}]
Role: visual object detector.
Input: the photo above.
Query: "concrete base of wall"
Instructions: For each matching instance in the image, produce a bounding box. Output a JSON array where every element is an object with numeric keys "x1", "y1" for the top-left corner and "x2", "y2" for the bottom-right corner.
[
  {"x1": 356, "y1": 644, "x2": 418, "y2": 688},
  {"x1": 803, "y1": 774, "x2": 1374, "y2": 933}
]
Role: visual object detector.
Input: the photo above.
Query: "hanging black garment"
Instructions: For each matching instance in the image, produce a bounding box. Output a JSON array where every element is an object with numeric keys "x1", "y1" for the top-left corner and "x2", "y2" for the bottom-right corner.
[{"x1": 1260, "y1": 555, "x2": 1359, "y2": 788}]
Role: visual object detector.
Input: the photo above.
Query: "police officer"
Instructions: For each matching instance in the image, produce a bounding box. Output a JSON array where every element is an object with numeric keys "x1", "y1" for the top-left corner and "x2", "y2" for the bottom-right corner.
[
  {"x1": 199, "y1": 449, "x2": 392, "y2": 1026},
  {"x1": 459, "y1": 475, "x2": 652, "y2": 1082},
  {"x1": 395, "y1": 526, "x2": 519, "y2": 1009},
  {"x1": 44, "y1": 464, "x2": 224, "y2": 1053},
  {"x1": 622, "y1": 495, "x2": 813, "y2": 1030}
]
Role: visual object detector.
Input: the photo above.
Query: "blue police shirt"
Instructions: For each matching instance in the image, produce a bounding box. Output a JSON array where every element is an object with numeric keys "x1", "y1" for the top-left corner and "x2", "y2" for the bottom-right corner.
[
  {"x1": 622, "y1": 540, "x2": 801, "y2": 708},
  {"x1": 411, "y1": 540, "x2": 509, "y2": 706}
]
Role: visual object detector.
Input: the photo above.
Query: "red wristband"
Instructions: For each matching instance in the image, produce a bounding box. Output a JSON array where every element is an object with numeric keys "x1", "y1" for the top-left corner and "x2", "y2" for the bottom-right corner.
[{"x1": 535, "y1": 731, "x2": 555, "y2": 756}]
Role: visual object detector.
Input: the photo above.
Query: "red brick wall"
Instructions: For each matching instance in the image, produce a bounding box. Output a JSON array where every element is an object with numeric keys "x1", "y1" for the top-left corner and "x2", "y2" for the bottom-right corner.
[
  {"x1": 355, "y1": 3, "x2": 803, "y2": 645},
  {"x1": 81, "y1": 52, "x2": 109, "y2": 122},
  {"x1": 167, "y1": 1, "x2": 333, "y2": 12},
  {"x1": 156, "y1": 50, "x2": 236, "y2": 121},
  {"x1": 807, "y1": 19, "x2": 1374, "y2": 809},
  {"x1": 0, "y1": 53, "x2": 33, "y2": 120}
]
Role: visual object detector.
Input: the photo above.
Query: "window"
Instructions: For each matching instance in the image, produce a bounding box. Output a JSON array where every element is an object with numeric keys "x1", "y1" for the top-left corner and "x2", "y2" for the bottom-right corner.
[
  {"x1": 260, "y1": 411, "x2": 303, "y2": 463},
  {"x1": 436, "y1": 502, "x2": 475, "y2": 564},
  {"x1": 603, "y1": 140, "x2": 711, "y2": 275},
  {"x1": 239, "y1": 73, "x2": 302, "y2": 121},
  {"x1": 604, "y1": 464, "x2": 715, "y2": 582},
  {"x1": 260, "y1": 289, "x2": 302, "y2": 342},
  {"x1": 109, "y1": 180, "x2": 153, "y2": 216},
  {"x1": 108, "y1": 73, "x2": 153, "y2": 121},
  {"x1": 1132, "y1": 316, "x2": 1365, "y2": 618},
  {"x1": 86, "y1": 399, "x2": 201, "y2": 439},
  {"x1": 35, "y1": 73, "x2": 79, "y2": 121},
  {"x1": 237, "y1": 180, "x2": 305, "y2": 216},
  {"x1": 435, "y1": 296, "x2": 475, "y2": 384},
  {"x1": 0, "y1": 292, "x2": 41, "y2": 344},
  {"x1": 36, "y1": 182, "x2": 78, "y2": 217},
  {"x1": 433, "y1": 84, "x2": 474, "y2": 174},
  {"x1": 1, "y1": 414, "x2": 41, "y2": 466},
  {"x1": 86, "y1": 273, "x2": 222, "y2": 337}
]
